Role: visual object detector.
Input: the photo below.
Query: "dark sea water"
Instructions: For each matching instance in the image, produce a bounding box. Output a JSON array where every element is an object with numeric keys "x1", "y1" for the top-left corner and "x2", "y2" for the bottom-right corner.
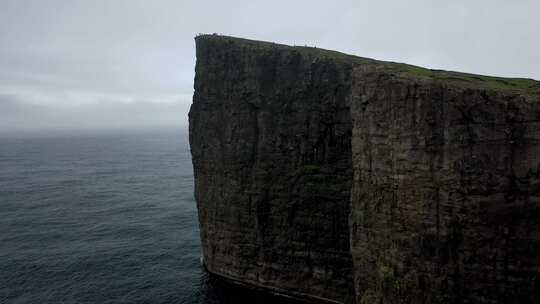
[{"x1": 0, "y1": 128, "x2": 299, "y2": 304}]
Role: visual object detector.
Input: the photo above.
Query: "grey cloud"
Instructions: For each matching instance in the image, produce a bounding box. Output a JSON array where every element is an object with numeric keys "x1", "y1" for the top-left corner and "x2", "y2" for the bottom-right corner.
[{"x1": 0, "y1": 0, "x2": 539, "y2": 132}]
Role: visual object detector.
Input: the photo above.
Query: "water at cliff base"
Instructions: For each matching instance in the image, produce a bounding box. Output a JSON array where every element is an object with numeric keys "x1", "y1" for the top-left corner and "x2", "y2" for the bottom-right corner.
[{"x1": 0, "y1": 128, "x2": 300, "y2": 304}]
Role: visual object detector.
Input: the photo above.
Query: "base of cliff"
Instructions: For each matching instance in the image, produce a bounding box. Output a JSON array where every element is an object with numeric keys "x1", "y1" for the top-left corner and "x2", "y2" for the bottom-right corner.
[{"x1": 201, "y1": 263, "x2": 342, "y2": 304}]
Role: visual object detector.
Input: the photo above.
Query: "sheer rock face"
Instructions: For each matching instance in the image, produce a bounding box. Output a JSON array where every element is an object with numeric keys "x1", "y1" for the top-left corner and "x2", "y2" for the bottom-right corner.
[
  {"x1": 189, "y1": 36, "x2": 356, "y2": 303},
  {"x1": 350, "y1": 68, "x2": 540, "y2": 304},
  {"x1": 189, "y1": 35, "x2": 540, "y2": 304}
]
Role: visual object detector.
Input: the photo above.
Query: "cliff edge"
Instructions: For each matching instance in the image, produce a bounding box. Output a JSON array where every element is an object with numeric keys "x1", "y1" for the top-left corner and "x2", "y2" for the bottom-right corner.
[{"x1": 189, "y1": 34, "x2": 540, "y2": 304}]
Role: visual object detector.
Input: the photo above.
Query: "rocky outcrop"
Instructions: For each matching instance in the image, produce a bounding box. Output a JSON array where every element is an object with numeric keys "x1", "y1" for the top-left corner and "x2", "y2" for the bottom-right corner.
[
  {"x1": 189, "y1": 35, "x2": 540, "y2": 304},
  {"x1": 189, "y1": 35, "x2": 356, "y2": 303}
]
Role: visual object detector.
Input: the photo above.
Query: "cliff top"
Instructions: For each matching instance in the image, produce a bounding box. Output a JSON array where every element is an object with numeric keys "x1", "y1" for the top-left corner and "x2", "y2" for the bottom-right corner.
[{"x1": 196, "y1": 34, "x2": 540, "y2": 98}]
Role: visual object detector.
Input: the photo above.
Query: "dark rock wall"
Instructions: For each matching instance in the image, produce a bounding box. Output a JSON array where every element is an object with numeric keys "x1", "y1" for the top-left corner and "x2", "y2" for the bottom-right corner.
[
  {"x1": 350, "y1": 66, "x2": 540, "y2": 304},
  {"x1": 189, "y1": 35, "x2": 540, "y2": 304},
  {"x1": 189, "y1": 37, "x2": 355, "y2": 303}
]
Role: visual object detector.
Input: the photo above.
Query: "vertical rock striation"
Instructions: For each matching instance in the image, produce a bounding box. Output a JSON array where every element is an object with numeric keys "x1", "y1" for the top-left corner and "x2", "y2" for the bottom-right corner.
[
  {"x1": 189, "y1": 36, "x2": 356, "y2": 303},
  {"x1": 189, "y1": 35, "x2": 540, "y2": 304},
  {"x1": 350, "y1": 66, "x2": 540, "y2": 304}
]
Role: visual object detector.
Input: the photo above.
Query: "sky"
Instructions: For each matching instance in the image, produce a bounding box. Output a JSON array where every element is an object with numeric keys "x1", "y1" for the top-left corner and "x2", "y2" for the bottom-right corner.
[{"x1": 1, "y1": 0, "x2": 539, "y2": 132}]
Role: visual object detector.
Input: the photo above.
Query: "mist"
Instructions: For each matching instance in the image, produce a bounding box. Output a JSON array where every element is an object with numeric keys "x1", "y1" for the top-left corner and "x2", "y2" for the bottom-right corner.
[{"x1": 0, "y1": 94, "x2": 188, "y2": 135}]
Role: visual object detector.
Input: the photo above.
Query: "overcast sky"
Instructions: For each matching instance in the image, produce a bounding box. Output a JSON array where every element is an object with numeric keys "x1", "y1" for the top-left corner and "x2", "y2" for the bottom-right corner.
[{"x1": 1, "y1": 0, "x2": 539, "y2": 132}]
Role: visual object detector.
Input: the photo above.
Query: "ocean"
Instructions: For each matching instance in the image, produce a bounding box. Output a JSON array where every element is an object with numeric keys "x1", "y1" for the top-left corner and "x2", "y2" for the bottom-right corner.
[{"x1": 0, "y1": 128, "x2": 299, "y2": 304}]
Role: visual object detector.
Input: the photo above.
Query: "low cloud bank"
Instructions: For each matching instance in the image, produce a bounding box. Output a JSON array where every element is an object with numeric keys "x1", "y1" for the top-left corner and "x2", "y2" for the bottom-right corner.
[{"x1": 0, "y1": 94, "x2": 190, "y2": 135}]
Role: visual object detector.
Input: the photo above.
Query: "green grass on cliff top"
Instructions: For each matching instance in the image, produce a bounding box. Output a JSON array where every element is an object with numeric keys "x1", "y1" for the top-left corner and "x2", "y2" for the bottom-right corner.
[{"x1": 196, "y1": 34, "x2": 540, "y2": 96}]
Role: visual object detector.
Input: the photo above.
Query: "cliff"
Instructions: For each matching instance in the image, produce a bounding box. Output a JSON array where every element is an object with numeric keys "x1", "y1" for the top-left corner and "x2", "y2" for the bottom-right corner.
[{"x1": 189, "y1": 35, "x2": 540, "y2": 304}]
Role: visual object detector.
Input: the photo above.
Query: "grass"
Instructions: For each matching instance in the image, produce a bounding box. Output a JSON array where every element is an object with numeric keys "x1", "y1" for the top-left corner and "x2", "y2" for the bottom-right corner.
[
  {"x1": 196, "y1": 34, "x2": 540, "y2": 96},
  {"x1": 383, "y1": 61, "x2": 540, "y2": 93}
]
